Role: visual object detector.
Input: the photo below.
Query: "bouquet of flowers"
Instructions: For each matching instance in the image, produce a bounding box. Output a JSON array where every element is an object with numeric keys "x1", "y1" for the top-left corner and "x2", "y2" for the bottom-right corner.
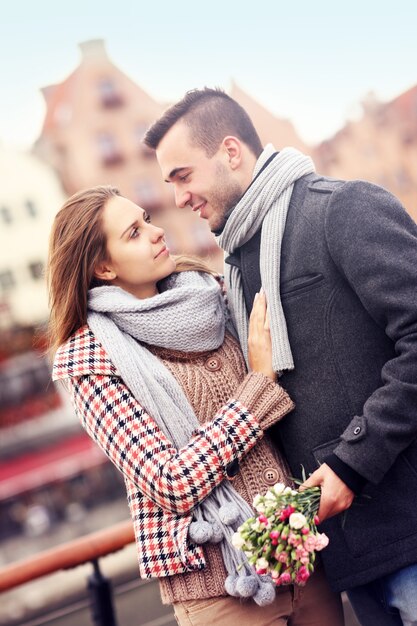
[{"x1": 231, "y1": 482, "x2": 329, "y2": 587}]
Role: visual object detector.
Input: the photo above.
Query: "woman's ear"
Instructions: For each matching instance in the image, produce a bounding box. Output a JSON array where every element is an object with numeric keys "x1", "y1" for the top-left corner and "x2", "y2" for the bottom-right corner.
[{"x1": 94, "y1": 261, "x2": 117, "y2": 282}]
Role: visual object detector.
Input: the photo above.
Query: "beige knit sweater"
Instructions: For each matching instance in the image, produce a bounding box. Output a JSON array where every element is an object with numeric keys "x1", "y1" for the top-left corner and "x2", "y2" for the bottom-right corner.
[{"x1": 149, "y1": 332, "x2": 294, "y2": 605}]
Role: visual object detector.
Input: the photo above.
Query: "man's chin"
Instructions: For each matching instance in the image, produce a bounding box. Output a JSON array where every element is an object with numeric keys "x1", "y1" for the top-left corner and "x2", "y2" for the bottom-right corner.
[
  {"x1": 210, "y1": 212, "x2": 232, "y2": 236},
  {"x1": 211, "y1": 221, "x2": 226, "y2": 236}
]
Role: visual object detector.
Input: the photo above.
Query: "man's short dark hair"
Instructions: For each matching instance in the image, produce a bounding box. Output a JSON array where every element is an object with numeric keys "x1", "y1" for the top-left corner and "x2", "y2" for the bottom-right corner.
[{"x1": 144, "y1": 87, "x2": 263, "y2": 158}]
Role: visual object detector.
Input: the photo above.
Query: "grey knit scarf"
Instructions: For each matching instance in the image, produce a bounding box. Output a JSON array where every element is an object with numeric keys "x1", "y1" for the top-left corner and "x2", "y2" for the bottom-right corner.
[
  {"x1": 218, "y1": 145, "x2": 315, "y2": 374},
  {"x1": 87, "y1": 270, "x2": 276, "y2": 605}
]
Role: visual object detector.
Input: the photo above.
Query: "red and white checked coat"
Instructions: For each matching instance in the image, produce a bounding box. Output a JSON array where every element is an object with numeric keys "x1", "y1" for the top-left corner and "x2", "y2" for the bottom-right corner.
[{"x1": 53, "y1": 326, "x2": 264, "y2": 578}]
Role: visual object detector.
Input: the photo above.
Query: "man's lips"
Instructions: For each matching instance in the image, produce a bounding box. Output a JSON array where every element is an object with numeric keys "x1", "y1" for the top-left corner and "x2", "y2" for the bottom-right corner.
[{"x1": 193, "y1": 201, "x2": 207, "y2": 217}]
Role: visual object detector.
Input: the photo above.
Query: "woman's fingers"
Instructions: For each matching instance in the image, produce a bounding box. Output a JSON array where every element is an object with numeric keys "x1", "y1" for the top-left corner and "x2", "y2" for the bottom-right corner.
[
  {"x1": 248, "y1": 289, "x2": 275, "y2": 381},
  {"x1": 250, "y1": 289, "x2": 272, "y2": 333},
  {"x1": 264, "y1": 308, "x2": 270, "y2": 331}
]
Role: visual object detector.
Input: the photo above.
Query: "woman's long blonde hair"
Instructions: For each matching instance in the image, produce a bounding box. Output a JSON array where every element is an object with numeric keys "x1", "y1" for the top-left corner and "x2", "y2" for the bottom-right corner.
[{"x1": 47, "y1": 185, "x2": 216, "y2": 356}]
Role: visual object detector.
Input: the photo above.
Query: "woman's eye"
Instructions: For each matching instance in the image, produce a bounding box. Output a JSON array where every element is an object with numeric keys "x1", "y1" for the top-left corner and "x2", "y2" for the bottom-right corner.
[
  {"x1": 179, "y1": 174, "x2": 189, "y2": 182},
  {"x1": 144, "y1": 214, "x2": 151, "y2": 224},
  {"x1": 130, "y1": 227, "x2": 139, "y2": 239}
]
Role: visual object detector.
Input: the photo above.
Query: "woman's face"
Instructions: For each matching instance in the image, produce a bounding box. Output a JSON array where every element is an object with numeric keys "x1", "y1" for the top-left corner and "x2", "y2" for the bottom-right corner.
[{"x1": 97, "y1": 195, "x2": 176, "y2": 299}]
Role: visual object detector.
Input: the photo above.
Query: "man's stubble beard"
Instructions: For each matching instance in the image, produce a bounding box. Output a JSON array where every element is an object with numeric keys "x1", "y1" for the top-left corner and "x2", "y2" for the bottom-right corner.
[{"x1": 209, "y1": 163, "x2": 244, "y2": 235}]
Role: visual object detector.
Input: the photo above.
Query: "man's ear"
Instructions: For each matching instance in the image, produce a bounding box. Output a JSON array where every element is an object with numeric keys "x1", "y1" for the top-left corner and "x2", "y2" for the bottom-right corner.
[
  {"x1": 94, "y1": 261, "x2": 116, "y2": 282},
  {"x1": 222, "y1": 136, "x2": 242, "y2": 170}
]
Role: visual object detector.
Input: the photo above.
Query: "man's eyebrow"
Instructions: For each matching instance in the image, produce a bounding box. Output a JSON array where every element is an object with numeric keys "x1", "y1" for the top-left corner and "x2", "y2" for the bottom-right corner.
[{"x1": 165, "y1": 167, "x2": 189, "y2": 183}]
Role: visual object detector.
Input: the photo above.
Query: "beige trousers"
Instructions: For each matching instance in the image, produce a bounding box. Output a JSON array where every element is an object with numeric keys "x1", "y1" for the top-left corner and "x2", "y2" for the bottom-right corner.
[{"x1": 172, "y1": 563, "x2": 344, "y2": 626}]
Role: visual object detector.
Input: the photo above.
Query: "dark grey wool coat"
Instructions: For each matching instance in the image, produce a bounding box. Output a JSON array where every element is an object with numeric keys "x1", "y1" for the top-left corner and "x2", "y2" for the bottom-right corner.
[{"x1": 225, "y1": 172, "x2": 417, "y2": 591}]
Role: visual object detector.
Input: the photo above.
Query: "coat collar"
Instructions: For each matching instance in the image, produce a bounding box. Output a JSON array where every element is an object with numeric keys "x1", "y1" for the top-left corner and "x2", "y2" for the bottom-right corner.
[{"x1": 52, "y1": 325, "x2": 118, "y2": 381}]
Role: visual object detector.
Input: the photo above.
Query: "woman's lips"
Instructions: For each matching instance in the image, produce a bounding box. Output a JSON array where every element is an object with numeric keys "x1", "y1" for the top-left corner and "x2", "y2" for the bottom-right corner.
[{"x1": 155, "y1": 246, "x2": 168, "y2": 259}]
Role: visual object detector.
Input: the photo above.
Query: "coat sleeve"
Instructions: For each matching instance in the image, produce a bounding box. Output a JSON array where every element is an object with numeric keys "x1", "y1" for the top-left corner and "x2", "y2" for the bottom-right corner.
[
  {"x1": 69, "y1": 373, "x2": 263, "y2": 515},
  {"x1": 324, "y1": 180, "x2": 417, "y2": 483}
]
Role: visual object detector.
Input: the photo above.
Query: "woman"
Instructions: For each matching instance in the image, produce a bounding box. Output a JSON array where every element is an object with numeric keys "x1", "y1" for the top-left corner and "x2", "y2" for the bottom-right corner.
[{"x1": 48, "y1": 186, "x2": 344, "y2": 625}]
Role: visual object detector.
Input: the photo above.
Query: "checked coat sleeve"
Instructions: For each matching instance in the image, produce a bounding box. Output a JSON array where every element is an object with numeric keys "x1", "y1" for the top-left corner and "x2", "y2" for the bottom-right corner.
[
  {"x1": 70, "y1": 374, "x2": 262, "y2": 515},
  {"x1": 53, "y1": 327, "x2": 263, "y2": 516}
]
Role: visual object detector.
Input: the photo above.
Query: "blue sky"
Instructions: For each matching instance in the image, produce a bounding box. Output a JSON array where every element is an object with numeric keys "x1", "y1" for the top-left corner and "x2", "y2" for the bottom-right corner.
[{"x1": 1, "y1": 0, "x2": 416, "y2": 148}]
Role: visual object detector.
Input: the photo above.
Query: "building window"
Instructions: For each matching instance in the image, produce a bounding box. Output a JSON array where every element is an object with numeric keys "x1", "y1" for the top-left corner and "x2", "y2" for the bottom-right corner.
[
  {"x1": 96, "y1": 133, "x2": 124, "y2": 166},
  {"x1": 0, "y1": 270, "x2": 15, "y2": 292},
  {"x1": 135, "y1": 123, "x2": 154, "y2": 158},
  {"x1": 29, "y1": 261, "x2": 44, "y2": 280},
  {"x1": 134, "y1": 180, "x2": 162, "y2": 212},
  {"x1": 26, "y1": 200, "x2": 38, "y2": 218},
  {"x1": 402, "y1": 131, "x2": 416, "y2": 146},
  {"x1": 98, "y1": 79, "x2": 124, "y2": 108},
  {"x1": 0, "y1": 206, "x2": 12, "y2": 224}
]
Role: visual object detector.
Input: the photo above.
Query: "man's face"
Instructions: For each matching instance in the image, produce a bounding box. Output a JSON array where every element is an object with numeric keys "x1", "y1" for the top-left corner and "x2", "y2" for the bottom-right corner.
[{"x1": 156, "y1": 122, "x2": 243, "y2": 232}]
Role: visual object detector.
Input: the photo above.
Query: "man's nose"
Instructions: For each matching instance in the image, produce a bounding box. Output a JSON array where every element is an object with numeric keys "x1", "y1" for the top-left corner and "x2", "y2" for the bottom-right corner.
[{"x1": 175, "y1": 187, "x2": 191, "y2": 209}]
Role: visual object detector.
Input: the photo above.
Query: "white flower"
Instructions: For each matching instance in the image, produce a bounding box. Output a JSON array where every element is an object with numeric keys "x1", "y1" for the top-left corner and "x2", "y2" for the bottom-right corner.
[
  {"x1": 289, "y1": 512, "x2": 307, "y2": 529},
  {"x1": 253, "y1": 494, "x2": 262, "y2": 507},
  {"x1": 284, "y1": 486, "x2": 297, "y2": 495},
  {"x1": 264, "y1": 490, "x2": 277, "y2": 502},
  {"x1": 272, "y1": 482, "x2": 286, "y2": 495},
  {"x1": 256, "y1": 557, "x2": 269, "y2": 570},
  {"x1": 254, "y1": 501, "x2": 266, "y2": 513},
  {"x1": 231, "y1": 532, "x2": 246, "y2": 550},
  {"x1": 251, "y1": 520, "x2": 263, "y2": 532}
]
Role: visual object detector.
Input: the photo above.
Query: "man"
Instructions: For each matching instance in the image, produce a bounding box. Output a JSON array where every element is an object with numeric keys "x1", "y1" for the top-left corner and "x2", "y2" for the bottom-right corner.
[{"x1": 144, "y1": 88, "x2": 417, "y2": 626}]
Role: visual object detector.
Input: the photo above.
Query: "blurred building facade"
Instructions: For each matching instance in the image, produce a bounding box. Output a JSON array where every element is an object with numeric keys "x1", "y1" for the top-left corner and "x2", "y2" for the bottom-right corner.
[
  {"x1": 33, "y1": 39, "x2": 223, "y2": 266},
  {"x1": 34, "y1": 40, "x2": 417, "y2": 230},
  {"x1": 0, "y1": 141, "x2": 121, "y2": 540},
  {"x1": 229, "y1": 82, "x2": 309, "y2": 153},
  {"x1": 0, "y1": 147, "x2": 66, "y2": 328},
  {"x1": 33, "y1": 39, "x2": 316, "y2": 269},
  {"x1": 315, "y1": 86, "x2": 417, "y2": 221}
]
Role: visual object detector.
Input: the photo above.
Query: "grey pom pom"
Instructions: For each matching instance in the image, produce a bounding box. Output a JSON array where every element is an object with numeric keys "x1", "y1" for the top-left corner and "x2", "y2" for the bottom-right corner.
[
  {"x1": 253, "y1": 580, "x2": 276, "y2": 606},
  {"x1": 209, "y1": 521, "x2": 224, "y2": 543},
  {"x1": 188, "y1": 521, "x2": 213, "y2": 544},
  {"x1": 224, "y1": 574, "x2": 240, "y2": 597},
  {"x1": 219, "y1": 503, "x2": 240, "y2": 526},
  {"x1": 235, "y1": 575, "x2": 259, "y2": 597}
]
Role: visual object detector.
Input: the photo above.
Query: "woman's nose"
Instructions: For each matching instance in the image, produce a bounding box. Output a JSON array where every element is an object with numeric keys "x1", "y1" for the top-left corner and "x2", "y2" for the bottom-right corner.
[{"x1": 150, "y1": 223, "x2": 165, "y2": 241}]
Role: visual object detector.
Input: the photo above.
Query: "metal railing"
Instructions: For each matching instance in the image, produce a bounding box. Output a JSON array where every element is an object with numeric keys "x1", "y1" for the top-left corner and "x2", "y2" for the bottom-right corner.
[
  {"x1": 0, "y1": 519, "x2": 360, "y2": 626},
  {"x1": 0, "y1": 520, "x2": 135, "y2": 626}
]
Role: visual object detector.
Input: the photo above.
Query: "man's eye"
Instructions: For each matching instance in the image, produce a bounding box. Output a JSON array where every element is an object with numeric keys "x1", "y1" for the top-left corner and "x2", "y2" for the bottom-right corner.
[{"x1": 179, "y1": 174, "x2": 189, "y2": 182}]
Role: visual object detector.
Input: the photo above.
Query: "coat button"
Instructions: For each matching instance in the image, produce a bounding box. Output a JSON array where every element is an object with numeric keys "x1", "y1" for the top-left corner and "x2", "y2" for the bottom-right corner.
[
  {"x1": 204, "y1": 356, "x2": 222, "y2": 371},
  {"x1": 353, "y1": 426, "x2": 361, "y2": 435},
  {"x1": 225, "y1": 459, "x2": 240, "y2": 480},
  {"x1": 263, "y1": 467, "x2": 280, "y2": 485}
]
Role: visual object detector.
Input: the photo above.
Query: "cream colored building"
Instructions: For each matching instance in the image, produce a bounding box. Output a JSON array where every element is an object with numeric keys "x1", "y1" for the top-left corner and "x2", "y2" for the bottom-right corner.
[{"x1": 0, "y1": 146, "x2": 66, "y2": 327}]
